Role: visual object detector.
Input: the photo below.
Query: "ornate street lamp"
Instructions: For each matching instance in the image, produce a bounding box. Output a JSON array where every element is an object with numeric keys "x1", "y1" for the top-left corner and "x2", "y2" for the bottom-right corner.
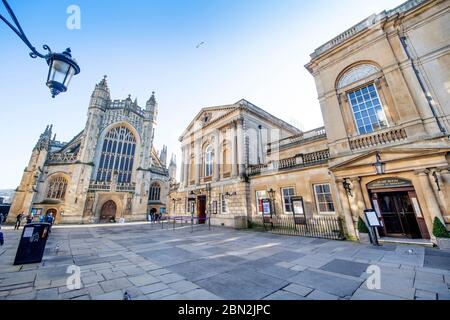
[
  {"x1": 0, "y1": 0, "x2": 80, "y2": 98},
  {"x1": 267, "y1": 188, "x2": 276, "y2": 216},
  {"x1": 373, "y1": 152, "x2": 386, "y2": 175}
]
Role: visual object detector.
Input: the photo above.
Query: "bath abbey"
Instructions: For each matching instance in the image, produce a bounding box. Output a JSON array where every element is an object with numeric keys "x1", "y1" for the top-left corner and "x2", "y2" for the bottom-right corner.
[{"x1": 9, "y1": 77, "x2": 176, "y2": 224}]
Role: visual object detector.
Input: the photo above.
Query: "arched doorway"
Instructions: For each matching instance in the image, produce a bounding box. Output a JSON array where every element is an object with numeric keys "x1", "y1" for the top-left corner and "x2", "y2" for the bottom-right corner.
[
  {"x1": 100, "y1": 200, "x2": 117, "y2": 223},
  {"x1": 368, "y1": 178, "x2": 430, "y2": 240},
  {"x1": 46, "y1": 209, "x2": 57, "y2": 222}
]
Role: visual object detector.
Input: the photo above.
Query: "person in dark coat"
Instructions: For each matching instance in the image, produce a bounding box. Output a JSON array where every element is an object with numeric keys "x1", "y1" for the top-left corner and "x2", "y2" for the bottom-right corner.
[
  {"x1": 14, "y1": 212, "x2": 24, "y2": 230},
  {"x1": 0, "y1": 226, "x2": 4, "y2": 246}
]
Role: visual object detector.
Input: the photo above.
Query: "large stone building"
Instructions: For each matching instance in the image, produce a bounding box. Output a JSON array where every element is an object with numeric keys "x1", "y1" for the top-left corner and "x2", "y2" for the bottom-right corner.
[
  {"x1": 169, "y1": 0, "x2": 449, "y2": 242},
  {"x1": 9, "y1": 77, "x2": 175, "y2": 224}
]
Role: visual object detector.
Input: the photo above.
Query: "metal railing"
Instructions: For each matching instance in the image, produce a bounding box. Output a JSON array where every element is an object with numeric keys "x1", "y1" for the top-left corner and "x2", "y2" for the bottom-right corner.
[
  {"x1": 251, "y1": 215, "x2": 345, "y2": 240},
  {"x1": 149, "y1": 215, "x2": 211, "y2": 233}
]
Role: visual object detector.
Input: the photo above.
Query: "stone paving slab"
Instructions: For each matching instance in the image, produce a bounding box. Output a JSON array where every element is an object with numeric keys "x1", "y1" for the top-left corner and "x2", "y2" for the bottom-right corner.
[{"x1": 1, "y1": 224, "x2": 449, "y2": 300}]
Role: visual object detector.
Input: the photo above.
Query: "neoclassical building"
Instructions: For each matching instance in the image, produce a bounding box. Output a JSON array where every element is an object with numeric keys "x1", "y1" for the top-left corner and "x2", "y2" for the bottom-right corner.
[
  {"x1": 9, "y1": 77, "x2": 175, "y2": 224},
  {"x1": 304, "y1": 0, "x2": 449, "y2": 240},
  {"x1": 169, "y1": 0, "x2": 449, "y2": 242}
]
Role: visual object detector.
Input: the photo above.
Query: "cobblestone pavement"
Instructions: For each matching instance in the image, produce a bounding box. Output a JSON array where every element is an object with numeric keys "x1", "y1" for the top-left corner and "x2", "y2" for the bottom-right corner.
[{"x1": 0, "y1": 223, "x2": 449, "y2": 300}]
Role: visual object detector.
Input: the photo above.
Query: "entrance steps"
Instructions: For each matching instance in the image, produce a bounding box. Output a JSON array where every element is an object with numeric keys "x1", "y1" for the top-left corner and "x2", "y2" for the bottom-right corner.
[{"x1": 379, "y1": 237, "x2": 435, "y2": 248}]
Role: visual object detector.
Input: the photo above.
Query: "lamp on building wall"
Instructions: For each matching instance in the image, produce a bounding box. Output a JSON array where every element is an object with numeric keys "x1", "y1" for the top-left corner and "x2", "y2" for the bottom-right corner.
[
  {"x1": 343, "y1": 179, "x2": 353, "y2": 197},
  {"x1": 267, "y1": 188, "x2": 277, "y2": 216},
  {"x1": 0, "y1": 0, "x2": 80, "y2": 98},
  {"x1": 373, "y1": 152, "x2": 386, "y2": 175},
  {"x1": 224, "y1": 191, "x2": 237, "y2": 198}
]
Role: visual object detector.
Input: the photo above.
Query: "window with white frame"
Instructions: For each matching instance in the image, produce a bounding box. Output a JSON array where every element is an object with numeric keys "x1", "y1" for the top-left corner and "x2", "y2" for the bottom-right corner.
[
  {"x1": 220, "y1": 194, "x2": 227, "y2": 214},
  {"x1": 256, "y1": 190, "x2": 268, "y2": 215},
  {"x1": 204, "y1": 146, "x2": 213, "y2": 177},
  {"x1": 314, "y1": 184, "x2": 335, "y2": 214},
  {"x1": 281, "y1": 187, "x2": 295, "y2": 213},
  {"x1": 348, "y1": 84, "x2": 388, "y2": 135}
]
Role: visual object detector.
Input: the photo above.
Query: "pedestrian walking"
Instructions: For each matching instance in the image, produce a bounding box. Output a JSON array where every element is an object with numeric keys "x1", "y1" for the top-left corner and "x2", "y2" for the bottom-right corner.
[
  {"x1": 46, "y1": 214, "x2": 54, "y2": 233},
  {"x1": 14, "y1": 212, "x2": 24, "y2": 230},
  {"x1": 0, "y1": 213, "x2": 4, "y2": 225}
]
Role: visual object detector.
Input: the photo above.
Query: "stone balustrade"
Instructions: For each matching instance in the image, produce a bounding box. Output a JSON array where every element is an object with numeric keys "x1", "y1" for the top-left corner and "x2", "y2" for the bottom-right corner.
[
  {"x1": 247, "y1": 149, "x2": 330, "y2": 176},
  {"x1": 47, "y1": 152, "x2": 78, "y2": 163},
  {"x1": 88, "y1": 181, "x2": 136, "y2": 192},
  {"x1": 268, "y1": 127, "x2": 326, "y2": 153},
  {"x1": 349, "y1": 127, "x2": 407, "y2": 150}
]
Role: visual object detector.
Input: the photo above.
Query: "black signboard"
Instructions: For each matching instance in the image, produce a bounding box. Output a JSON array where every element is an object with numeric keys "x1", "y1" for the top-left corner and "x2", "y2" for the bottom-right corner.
[
  {"x1": 291, "y1": 196, "x2": 307, "y2": 225},
  {"x1": 14, "y1": 223, "x2": 51, "y2": 265}
]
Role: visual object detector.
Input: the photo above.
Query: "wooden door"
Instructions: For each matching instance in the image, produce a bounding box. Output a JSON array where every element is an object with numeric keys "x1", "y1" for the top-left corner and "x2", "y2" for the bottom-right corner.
[
  {"x1": 197, "y1": 197, "x2": 207, "y2": 224},
  {"x1": 408, "y1": 191, "x2": 430, "y2": 240},
  {"x1": 100, "y1": 201, "x2": 117, "y2": 223}
]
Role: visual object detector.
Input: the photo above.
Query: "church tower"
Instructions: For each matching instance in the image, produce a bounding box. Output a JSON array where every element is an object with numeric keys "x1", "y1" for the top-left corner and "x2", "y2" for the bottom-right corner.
[
  {"x1": 160, "y1": 146, "x2": 168, "y2": 167},
  {"x1": 169, "y1": 154, "x2": 177, "y2": 182},
  {"x1": 79, "y1": 76, "x2": 110, "y2": 163},
  {"x1": 8, "y1": 125, "x2": 53, "y2": 220}
]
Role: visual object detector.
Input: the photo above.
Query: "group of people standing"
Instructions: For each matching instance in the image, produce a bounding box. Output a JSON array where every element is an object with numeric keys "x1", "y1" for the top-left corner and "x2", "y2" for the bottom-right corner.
[{"x1": 14, "y1": 211, "x2": 54, "y2": 230}]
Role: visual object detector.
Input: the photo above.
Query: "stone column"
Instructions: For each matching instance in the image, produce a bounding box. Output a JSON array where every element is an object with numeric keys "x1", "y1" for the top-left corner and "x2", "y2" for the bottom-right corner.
[
  {"x1": 440, "y1": 169, "x2": 450, "y2": 222},
  {"x1": 416, "y1": 170, "x2": 445, "y2": 224},
  {"x1": 183, "y1": 145, "x2": 190, "y2": 188},
  {"x1": 214, "y1": 134, "x2": 220, "y2": 182},
  {"x1": 336, "y1": 179, "x2": 357, "y2": 239},
  {"x1": 231, "y1": 122, "x2": 238, "y2": 178},
  {"x1": 180, "y1": 146, "x2": 185, "y2": 187},
  {"x1": 236, "y1": 119, "x2": 245, "y2": 176},
  {"x1": 195, "y1": 140, "x2": 201, "y2": 185},
  {"x1": 351, "y1": 177, "x2": 367, "y2": 215}
]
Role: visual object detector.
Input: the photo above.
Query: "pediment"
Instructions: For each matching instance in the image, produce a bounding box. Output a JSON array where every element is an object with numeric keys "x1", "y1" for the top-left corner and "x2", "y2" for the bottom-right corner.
[{"x1": 180, "y1": 105, "x2": 237, "y2": 139}]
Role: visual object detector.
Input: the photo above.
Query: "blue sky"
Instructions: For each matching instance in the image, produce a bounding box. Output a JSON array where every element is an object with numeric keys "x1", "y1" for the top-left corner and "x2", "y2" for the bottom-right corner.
[{"x1": 0, "y1": 0, "x2": 405, "y2": 188}]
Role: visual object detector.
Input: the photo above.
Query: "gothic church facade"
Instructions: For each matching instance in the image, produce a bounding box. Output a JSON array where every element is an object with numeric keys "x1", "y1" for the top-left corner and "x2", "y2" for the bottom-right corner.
[{"x1": 9, "y1": 77, "x2": 176, "y2": 224}]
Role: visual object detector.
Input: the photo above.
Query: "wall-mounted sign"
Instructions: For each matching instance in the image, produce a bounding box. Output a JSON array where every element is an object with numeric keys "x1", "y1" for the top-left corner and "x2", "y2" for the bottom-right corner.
[{"x1": 368, "y1": 178, "x2": 413, "y2": 190}]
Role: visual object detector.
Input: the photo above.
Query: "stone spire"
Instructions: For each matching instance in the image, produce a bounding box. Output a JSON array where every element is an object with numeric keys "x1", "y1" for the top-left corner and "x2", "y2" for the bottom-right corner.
[
  {"x1": 145, "y1": 91, "x2": 158, "y2": 121},
  {"x1": 169, "y1": 153, "x2": 177, "y2": 181},
  {"x1": 90, "y1": 75, "x2": 111, "y2": 109},
  {"x1": 34, "y1": 125, "x2": 53, "y2": 151},
  {"x1": 159, "y1": 145, "x2": 168, "y2": 167}
]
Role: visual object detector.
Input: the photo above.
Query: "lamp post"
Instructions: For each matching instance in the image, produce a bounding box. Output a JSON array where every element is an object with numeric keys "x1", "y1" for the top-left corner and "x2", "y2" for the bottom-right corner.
[
  {"x1": 373, "y1": 152, "x2": 386, "y2": 175},
  {"x1": 0, "y1": 0, "x2": 80, "y2": 98},
  {"x1": 267, "y1": 188, "x2": 276, "y2": 216}
]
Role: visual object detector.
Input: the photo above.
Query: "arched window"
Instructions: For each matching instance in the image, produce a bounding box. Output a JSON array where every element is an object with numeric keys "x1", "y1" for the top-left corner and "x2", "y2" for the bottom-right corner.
[
  {"x1": 47, "y1": 176, "x2": 68, "y2": 200},
  {"x1": 149, "y1": 183, "x2": 161, "y2": 201},
  {"x1": 97, "y1": 126, "x2": 137, "y2": 183},
  {"x1": 204, "y1": 146, "x2": 213, "y2": 177},
  {"x1": 337, "y1": 64, "x2": 388, "y2": 135}
]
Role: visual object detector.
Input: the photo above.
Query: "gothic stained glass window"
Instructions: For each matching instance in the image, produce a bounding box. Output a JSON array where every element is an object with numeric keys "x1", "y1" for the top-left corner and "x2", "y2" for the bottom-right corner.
[
  {"x1": 47, "y1": 176, "x2": 68, "y2": 200},
  {"x1": 149, "y1": 183, "x2": 161, "y2": 201},
  {"x1": 97, "y1": 126, "x2": 136, "y2": 184}
]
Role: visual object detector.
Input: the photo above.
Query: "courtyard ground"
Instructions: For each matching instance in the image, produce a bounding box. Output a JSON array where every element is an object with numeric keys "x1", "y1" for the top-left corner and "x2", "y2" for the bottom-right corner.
[{"x1": 0, "y1": 223, "x2": 449, "y2": 300}]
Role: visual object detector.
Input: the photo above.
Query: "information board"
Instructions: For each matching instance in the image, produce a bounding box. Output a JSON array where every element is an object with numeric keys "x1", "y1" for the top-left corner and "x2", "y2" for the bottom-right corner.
[{"x1": 14, "y1": 223, "x2": 51, "y2": 265}]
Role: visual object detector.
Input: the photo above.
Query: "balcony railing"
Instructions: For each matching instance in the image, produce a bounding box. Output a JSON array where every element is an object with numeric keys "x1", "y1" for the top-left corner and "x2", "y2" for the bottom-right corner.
[
  {"x1": 88, "y1": 181, "x2": 136, "y2": 193},
  {"x1": 150, "y1": 165, "x2": 169, "y2": 176},
  {"x1": 349, "y1": 127, "x2": 407, "y2": 150},
  {"x1": 47, "y1": 152, "x2": 78, "y2": 164},
  {"x1": 267, "y1": 127, "x2": 326, "y2": 153},
  {"x1": 247, "y1": 149, "x2": 330, "y2": 176}
]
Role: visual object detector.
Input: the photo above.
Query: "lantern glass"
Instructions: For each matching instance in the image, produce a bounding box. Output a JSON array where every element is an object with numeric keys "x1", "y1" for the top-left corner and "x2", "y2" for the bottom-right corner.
[{"x1": 374, "y1": 162, "x2": 386, "y2": 175}]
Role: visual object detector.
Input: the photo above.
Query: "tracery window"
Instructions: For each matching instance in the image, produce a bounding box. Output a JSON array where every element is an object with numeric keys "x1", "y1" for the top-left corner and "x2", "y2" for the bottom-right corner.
[
  {"x1": 149, "y1": 183, "x2": 161, "y2": 201},
  {"x1": 97, "y1": 126, "x2": 136, "y2": 183},
  {"x1": 47, "y1": 176, "x2": 68, "y2": 200}
]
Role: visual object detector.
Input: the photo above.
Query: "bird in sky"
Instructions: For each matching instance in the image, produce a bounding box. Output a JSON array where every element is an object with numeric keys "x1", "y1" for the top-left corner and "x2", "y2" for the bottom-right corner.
[{"x1": 196, "y1": 41, "x2": 205, "y2": 49}]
